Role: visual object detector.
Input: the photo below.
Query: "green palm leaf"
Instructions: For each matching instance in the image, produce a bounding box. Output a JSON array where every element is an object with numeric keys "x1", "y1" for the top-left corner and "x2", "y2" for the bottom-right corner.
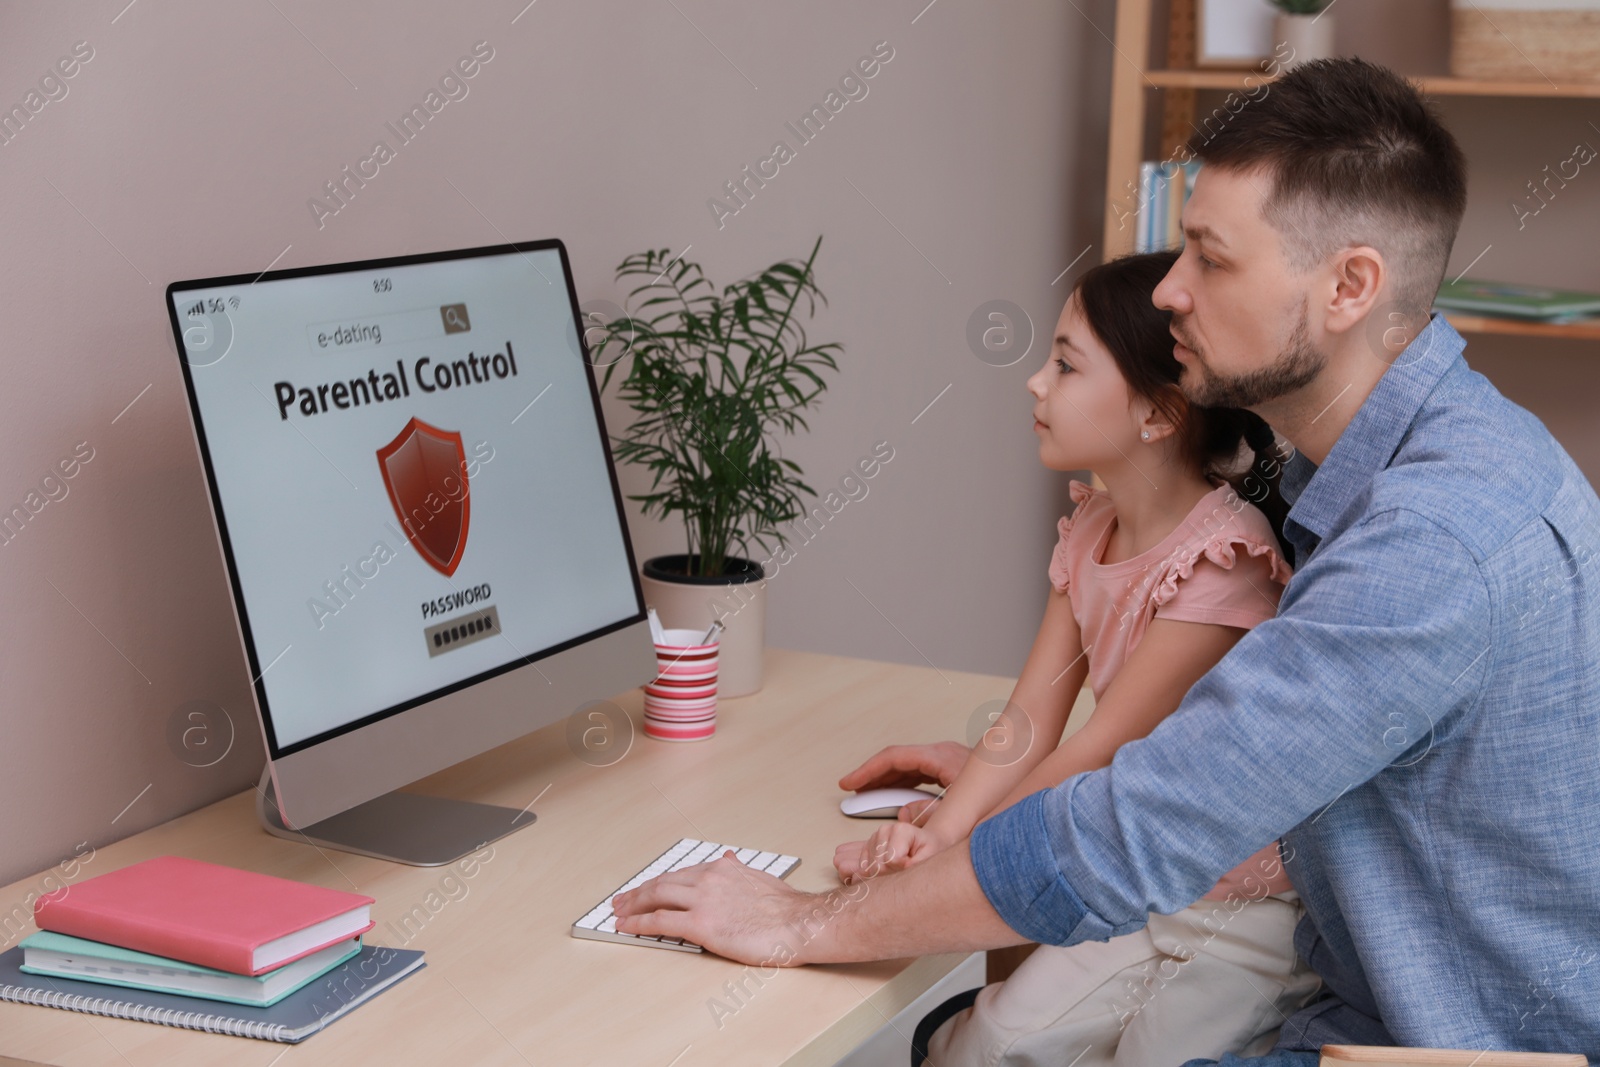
[{"x1": 593, "y1": 237, "x2": 838, "y2": 578}]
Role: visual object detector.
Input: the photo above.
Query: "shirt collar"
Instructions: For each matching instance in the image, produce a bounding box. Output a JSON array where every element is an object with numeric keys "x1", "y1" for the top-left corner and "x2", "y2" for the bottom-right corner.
[{"x1": 1282, "y1": 312, "x2": 1465, "y2": 550}]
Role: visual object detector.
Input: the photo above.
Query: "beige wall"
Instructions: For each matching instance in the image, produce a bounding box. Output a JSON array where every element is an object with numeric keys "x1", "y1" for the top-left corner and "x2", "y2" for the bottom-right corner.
[
  {"x1": 2, "y1": 0, "x2": 1595, "y2": 890},
  {"x1": 0, "y1": 0, "x2": 1112, "y2": 887}
]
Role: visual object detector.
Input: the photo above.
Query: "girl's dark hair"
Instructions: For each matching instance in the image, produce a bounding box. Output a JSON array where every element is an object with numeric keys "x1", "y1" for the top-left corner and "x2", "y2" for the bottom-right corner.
[{"x1": 1070, "y1": 250, "x2": 1294, "y2": 565}]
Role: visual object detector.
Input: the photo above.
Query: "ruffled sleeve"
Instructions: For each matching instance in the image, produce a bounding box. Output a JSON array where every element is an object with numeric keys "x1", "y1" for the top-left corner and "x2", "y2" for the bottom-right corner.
[
  {"x1": 1047, "y1": 480, "x2": 1100, "y2": 594},
  {"x1": 1149, "y1": 525, "x2": 1293, "y2": 630}
]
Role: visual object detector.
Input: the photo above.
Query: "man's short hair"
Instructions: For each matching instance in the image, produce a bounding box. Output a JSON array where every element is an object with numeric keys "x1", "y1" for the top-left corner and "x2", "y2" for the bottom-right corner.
[{"x1": 1188, "y1": 57, "x2": 1467, "y2": 317}]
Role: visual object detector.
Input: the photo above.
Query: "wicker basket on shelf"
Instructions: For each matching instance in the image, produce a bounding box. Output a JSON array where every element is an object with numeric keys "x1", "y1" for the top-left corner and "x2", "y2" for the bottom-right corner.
[{"x1": 1451, "y1": 0, "x2": 1600, "y2": 83}]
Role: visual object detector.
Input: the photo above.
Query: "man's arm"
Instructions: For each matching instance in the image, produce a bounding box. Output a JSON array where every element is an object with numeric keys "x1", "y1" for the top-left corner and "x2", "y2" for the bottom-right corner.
[
  {"x1": 970, "y1": 507, "x2": 1492, "y2": 946},
  {"x1": 612, "y1": 838, "x2": 1031, "y2": 965},
  {"x1": 615, "y1": 507, "x2": 1491, "y2": 963}
]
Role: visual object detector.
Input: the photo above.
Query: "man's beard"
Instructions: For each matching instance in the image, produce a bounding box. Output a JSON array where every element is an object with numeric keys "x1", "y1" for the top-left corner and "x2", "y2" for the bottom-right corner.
[{"x1": 1173, "y1": 300, "x2": 1325, "y2": 409}]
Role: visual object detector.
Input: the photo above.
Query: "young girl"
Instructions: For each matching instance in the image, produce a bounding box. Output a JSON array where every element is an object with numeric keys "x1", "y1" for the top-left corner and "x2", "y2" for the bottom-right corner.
[{"x1": 834, "y1": 251, "x2": 1320, "y2": 1067}]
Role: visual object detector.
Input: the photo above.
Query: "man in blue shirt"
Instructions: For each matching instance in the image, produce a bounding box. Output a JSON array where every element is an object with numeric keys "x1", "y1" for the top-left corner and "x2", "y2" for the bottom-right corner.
[{"x1": 613, "y1": 57, "x2": 1600, "y2": 1063}]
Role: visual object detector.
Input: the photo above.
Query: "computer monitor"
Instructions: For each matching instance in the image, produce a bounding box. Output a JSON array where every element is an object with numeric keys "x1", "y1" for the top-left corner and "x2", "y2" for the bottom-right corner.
[{"x1": 167, "y1": 239, "x2": 657, "y2": 865}]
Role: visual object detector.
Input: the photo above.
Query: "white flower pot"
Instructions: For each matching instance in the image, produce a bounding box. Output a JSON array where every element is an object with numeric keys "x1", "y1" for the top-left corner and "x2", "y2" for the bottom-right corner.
[
  {"x1": 640, "y1": 554, "x2": 767, "y2": 698},
  {"x1": 1275, "y1": 12, "x2": 1335, "y2": 66}
]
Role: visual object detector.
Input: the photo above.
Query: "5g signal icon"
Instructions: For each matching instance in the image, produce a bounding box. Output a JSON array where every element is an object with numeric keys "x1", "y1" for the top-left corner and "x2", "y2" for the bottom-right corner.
[{"x1": 185, "y1": 296, "x2": 241, "y2": 317}]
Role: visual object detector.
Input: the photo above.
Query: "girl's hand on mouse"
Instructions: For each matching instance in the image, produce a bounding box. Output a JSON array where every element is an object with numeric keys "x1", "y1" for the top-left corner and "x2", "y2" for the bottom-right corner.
[{"x1": 838, "y1": 741, "x2": 970, "y2": 793}]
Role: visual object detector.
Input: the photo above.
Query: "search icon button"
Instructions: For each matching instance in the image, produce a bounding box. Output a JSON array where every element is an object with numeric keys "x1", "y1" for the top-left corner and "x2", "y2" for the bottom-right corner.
[{"x1": 441, "y1": 304, "x2": 471, "y2": 334}]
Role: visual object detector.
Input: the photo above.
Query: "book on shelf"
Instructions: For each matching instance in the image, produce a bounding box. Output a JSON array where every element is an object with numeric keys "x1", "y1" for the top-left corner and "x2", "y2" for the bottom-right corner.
[
  {"x1": 1433, "y1": 278, "x2": 1600, "y2": 322},
  {"x1": 32, "y1": 854, "x2": 376, "y2": 976},
  {"x1": 19, "y1": 930, "x2": 360, "y2": 1007},
  {"x1": 1135, "y1": 160, "x2": 1201, "y2": 254}
]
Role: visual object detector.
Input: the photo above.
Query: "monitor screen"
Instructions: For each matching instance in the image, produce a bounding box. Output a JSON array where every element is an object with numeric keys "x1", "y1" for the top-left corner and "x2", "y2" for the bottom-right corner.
[{"x1": 169, "y1": 241, "x2": 644, "y2": 758}]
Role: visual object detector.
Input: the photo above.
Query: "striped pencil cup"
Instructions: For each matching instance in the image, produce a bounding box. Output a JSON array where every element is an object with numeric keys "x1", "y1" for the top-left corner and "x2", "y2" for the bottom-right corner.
[{"x1": 643, "y1": 628, "x2": 720, "y2": 742}]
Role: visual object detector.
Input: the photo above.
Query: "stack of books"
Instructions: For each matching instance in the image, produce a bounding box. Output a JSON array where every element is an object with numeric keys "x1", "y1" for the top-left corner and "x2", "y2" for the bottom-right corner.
[
  {"x1": 1433, "y1": 278, "x2": 1600, "y2": 323},
  {"x1": 1134, "y1": 160, "x2": 1202, "y2": 253},
  {"x1": 0, "y1": 855, "x2": 424, "y2": 1043}
]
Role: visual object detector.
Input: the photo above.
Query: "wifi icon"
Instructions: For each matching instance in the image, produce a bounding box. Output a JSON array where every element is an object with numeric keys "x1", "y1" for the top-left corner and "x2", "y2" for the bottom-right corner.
[{"x1": 228, "y1": 296, "x2": 240, "y2": 309}]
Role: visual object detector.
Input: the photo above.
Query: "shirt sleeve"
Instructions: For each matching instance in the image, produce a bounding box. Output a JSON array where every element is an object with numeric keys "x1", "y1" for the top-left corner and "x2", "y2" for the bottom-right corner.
[
  {"x1": 1047, "y1": 515, "x2": 1074, "y2": 594},
  {"x1": 1048, "y1": 481, "x2": 1099, "y2": 595},
  {"x1": 970, "y1": 506, "x2": 1492, "y2": 946},
  {"x1": 1152, "y1": 544, "x2": 1287, "y2": 631}
]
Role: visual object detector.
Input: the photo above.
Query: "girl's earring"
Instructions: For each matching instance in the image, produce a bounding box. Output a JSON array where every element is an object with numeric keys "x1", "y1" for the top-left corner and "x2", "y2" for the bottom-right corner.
[{"x1": 1141, "y1": 430, "x2": 1150, "y2": 440}]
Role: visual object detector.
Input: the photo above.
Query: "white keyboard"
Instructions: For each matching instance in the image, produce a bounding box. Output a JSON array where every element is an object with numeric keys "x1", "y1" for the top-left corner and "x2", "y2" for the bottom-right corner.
[{"x1": 571, "y1": 837, "x2": 801, "y2": 952}]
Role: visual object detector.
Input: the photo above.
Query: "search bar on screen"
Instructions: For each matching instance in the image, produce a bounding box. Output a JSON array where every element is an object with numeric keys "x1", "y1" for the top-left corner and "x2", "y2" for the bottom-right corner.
[{"x1": 306, "y1": 303, "x2": 471, "y2": 354}]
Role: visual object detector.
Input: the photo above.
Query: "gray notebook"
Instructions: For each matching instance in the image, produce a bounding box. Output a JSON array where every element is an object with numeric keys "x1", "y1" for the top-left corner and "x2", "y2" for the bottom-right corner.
[{"x1": 0, "y1": 942, "x2": 424, "y2": 1043}]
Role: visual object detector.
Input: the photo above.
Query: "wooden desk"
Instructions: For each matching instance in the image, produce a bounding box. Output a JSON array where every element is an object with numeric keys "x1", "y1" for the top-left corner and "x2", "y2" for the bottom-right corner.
[{"x1": 1, "y1": 648, "x2": 1088, "y2": 1066}]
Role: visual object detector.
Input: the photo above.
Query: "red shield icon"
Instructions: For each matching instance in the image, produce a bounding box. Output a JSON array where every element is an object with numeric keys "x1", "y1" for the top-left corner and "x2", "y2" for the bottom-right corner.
[{"x1": 376, "y1": 417, "x2": 470, "y2": 576}]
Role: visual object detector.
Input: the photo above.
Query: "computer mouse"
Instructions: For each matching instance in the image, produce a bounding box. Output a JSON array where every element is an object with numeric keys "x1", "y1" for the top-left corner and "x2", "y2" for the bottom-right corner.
[{"x1": 839, "y1": 787, "x2": 941, "y2": 819}]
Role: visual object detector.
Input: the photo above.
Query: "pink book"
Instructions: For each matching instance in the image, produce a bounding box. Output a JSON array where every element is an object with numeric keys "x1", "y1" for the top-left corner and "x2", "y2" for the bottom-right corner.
[{"x1": 33, "y1": 856, "x2": 375, "y2": 976}]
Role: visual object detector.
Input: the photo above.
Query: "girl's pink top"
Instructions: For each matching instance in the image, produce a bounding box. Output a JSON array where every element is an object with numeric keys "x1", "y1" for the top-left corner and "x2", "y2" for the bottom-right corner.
[{"x1": 1049, "y1": 478, "x2": 1296, "y2": 902}]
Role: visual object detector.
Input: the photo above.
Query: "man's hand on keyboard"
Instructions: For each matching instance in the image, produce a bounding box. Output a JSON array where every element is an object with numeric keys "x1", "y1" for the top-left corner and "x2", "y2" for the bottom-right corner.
[
  {"x1": 611, "y1": 850, "x2": 817, "y2": 966},
  {"x1": 613, "y1": 838, "x2": 1026, "y2": 965}
]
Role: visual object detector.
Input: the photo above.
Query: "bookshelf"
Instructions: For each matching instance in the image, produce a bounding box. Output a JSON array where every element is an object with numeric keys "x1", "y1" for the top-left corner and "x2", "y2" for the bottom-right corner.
[
  {"x1": 1143, "y1": 69, "x2": 1600, "y2": 98},
  {"x1": 1436, "y1": 313, "x2": 1600, "y2": 343},
  {"x1": 1100, "y1": 0, "x2": 1600, "y2": 344}
]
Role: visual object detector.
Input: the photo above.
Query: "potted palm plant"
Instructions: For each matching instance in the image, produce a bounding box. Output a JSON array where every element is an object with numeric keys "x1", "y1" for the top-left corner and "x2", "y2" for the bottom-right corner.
[{"x1": 590, "y1": 236, "x2": 840, "y2": 697}]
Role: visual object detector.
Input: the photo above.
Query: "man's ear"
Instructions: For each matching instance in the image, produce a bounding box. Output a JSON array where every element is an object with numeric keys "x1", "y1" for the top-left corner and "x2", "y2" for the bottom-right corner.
[{"x1": 1324, "y1": 246, "x2": 1385, "y2": 337}]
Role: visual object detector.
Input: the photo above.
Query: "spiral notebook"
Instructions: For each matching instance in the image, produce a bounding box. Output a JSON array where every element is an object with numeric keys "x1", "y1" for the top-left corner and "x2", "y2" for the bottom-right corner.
[{"x1": 0, "y1": 942, "x2": 423, "y2": 1044}]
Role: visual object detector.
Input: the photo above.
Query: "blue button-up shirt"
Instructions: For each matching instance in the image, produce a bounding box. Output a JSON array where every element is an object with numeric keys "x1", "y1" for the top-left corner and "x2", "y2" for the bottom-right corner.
[{"x1": 970, "y1": 314, "x2": 1600, "y2": 1057}]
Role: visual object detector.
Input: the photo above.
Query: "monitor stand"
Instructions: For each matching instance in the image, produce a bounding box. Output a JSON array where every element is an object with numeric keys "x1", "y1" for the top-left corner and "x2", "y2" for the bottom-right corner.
[{"x1": 256, "y1": 767, "x2": 535, "y2": 867}]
